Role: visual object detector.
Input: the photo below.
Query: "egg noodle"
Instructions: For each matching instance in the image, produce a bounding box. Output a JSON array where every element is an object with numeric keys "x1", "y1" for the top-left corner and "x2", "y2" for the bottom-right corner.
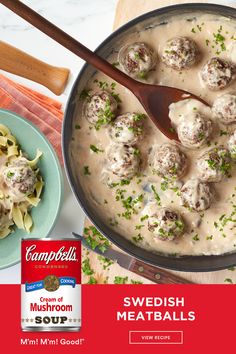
[{"x1": 0, "y1": 124, "x2": 43, "y2": 239}]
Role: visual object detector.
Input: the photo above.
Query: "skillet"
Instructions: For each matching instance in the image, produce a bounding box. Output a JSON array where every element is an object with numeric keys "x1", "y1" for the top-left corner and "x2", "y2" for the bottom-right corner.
[{"x1": 63, "y1": 3, "x2": 236, "y2": 272}]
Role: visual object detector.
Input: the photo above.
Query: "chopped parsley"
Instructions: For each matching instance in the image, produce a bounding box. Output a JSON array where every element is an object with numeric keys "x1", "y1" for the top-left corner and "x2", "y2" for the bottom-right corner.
[
  {"x1": 111, "y1": 91, "x2": 121, "y2": 104},
  {"x1": 87, "y1": 276, "x2": 97, "y2": 284},
  {"x1": 192, "y1": 234, "x2": 200, "y2": 241},
  {"x1": 131, "y1": 280, "x2": 143, "y2": 284},
  {"x1": 228, "y1": 266, "x2": 235, "y2": 271},
  {"x1": 112, "y1": 61, "x2": 120, "y2": 67},
  {"x1": 191, "y1": 23, "x2": 204, "y2": 34},
  {"x1": 98, "y1": 255, "x2": 114, "y2": 270},
  {"x1": 82, "y1": 258, "x2": 94, "y2": 276},
  {"x1": 84, "y1": 226, "x2": 110, "y2": 253},
  {"x1": 108, "y1": 217, "x2": 119, "y2": 227},
  {"x1": 132, "y1": 233, "x2": 143, "y2": 243},
  {"x1": 133, "y1": 113, "x2": 146, "y2": 122},
  {"x1": 224, "y1": 278, "x2": 233, "y2": 284},
  {"x1": 115, "y1": 189, "x2": 144, "y2": 220},
  {"x1": 83, "y1": 166, "x2": 91, "y2": 176},
  {"x1": 108, "y1": 182, "x2": 120, "y2": 188},
  {"x1": 75, "y1": 124, "x2": 81, "y2": 130},
  {"x1": 140, "y1": 214, "x2": 149, "y2": 222},
  {"x1": 169, "y1": 127, "x2": 175, "y2": 133},
  {"x1": 79, "y1": 89, "x2": 91, "y2": 100},
  {"x1": 206, "y1": 235, "x2": 213, "y2": 240},
  {"x1": 95, "y1": 98, "x2": 116, "y2": 130},
  {"x1": 114, "y1": 276, "x2": 128, "y2": 284},
  {"x1": 110, "y1": 82, "x2": 116, "y2": 90},
  {"x1": 120, "y1": 179, "x2": 130, "y2": 186},
  {"x1": 7, "y1": 171, "x2": 14, "y2": 179},
  {"x1": 135, "y1": 224, "x2": 145, "y2": 230},
  {"x1": 161, "y1": 180, "x2": 169, "y2": 191},
  {"x1": 213, "y1": 26, "x2": 226, "y2": 53},
  {"x1": 220, "y1": 130, "x2": 228, "y2": 136},
  {"x1": 151, "y1": 185, "x2": 161, "y2": 206},
  {"x1": 198, "y1": 132, "x2": 205, "y2": 140},
  {"x1": 90, "y1": 144, "x2": 104, "y2": 153},
  {"x1": 134, "y1": 52, "x2": 141, "y2": 60},
  {"x1": 133, "y1": 148, "x2": 140, "y2": 156},
  {"x1": 138, "y1": 71, "x2": 147, "y2": 79},
  {"x1": 94, "y1": 79, "x2": 109, "y2": 90}
]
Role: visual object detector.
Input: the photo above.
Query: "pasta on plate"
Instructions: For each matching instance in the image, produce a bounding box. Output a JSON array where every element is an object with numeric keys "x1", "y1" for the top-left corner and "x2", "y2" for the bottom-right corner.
[{"x1": 0, "y1": 124, "x2": 43, "y2": 239}]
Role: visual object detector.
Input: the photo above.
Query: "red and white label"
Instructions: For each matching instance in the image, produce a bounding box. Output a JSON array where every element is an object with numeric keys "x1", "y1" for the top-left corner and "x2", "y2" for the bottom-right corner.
[{"x1": 21, "y1": 239, "x2": 81, "y2": 331}]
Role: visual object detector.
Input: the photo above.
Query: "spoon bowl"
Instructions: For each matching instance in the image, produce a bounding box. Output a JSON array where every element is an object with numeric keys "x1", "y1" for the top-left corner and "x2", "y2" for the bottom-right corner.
[{"x1": 135, "y1": 83, "x2": 209, "y2": 140}]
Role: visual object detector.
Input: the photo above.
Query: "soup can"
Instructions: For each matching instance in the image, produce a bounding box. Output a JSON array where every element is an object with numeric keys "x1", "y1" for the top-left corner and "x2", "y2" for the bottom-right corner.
[{"x1": 21, "y1": 238, "x2": 81, "y2": 332}]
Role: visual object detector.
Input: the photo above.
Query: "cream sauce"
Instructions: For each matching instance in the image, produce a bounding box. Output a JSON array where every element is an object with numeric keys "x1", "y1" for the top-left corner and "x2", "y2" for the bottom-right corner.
[{"x1": 71, "y1": 13, "x2": 236, "y2": 256}]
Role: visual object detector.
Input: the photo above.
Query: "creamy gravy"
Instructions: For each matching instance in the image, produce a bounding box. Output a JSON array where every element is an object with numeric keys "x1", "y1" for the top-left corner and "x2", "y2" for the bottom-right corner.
[{"x1": 71, "y1": 13, "x2": 236, "y2": 256}]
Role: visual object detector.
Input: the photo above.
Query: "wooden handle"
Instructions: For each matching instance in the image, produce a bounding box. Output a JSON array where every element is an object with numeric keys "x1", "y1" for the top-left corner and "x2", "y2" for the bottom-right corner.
[
  {"x1": 129, "y1": 258, "x2": 194, "y2": 284},
  {"x1": 0, "y1": 40, "x2": 70, "y2": 95},
  {"x1": 0, "y1": 0, "x2": 137, "y2": 93}
]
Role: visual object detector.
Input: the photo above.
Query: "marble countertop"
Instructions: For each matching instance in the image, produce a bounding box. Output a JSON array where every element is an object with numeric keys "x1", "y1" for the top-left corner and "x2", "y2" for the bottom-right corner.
[{"x1": 0, "y1": 0, "x2": 117, "y2": 283}]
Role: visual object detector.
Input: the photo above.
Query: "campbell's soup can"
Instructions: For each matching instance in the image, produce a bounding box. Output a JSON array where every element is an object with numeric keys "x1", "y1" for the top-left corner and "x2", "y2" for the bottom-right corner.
[{"x1": 21, "y1": 239, "x2": 81, "y2": 332}]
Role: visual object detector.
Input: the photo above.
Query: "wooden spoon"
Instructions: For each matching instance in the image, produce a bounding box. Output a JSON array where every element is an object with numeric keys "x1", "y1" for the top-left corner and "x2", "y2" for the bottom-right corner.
[
  {"x1": 0, "y1": 41, "x2": 70, "y2": 95},
  {"x1": 0, "y1": 0, "x2": 208, "y2": 141}
]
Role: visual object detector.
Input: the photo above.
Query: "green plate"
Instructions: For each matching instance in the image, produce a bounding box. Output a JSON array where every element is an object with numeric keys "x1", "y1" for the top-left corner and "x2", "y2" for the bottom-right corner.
[{"x1": 0, "y1": 109, "x2": 63, "y2": 269}]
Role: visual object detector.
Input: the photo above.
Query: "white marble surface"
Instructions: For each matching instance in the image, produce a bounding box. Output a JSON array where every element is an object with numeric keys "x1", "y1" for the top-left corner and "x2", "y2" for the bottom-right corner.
[{"x1": 0, "y1": 0, "x2": 117, "y2": 283}]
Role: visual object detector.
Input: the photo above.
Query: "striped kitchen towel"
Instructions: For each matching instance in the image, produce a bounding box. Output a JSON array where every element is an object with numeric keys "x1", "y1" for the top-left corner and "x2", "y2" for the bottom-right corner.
[{"x1": 0, "y1": 74, "x2": 63, "y2": 162}]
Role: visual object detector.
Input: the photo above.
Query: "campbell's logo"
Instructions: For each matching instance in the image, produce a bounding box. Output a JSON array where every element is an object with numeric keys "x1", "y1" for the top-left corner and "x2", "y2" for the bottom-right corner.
[{"x1": 25, "y1": 245, "x2": 78, "y2": 264}]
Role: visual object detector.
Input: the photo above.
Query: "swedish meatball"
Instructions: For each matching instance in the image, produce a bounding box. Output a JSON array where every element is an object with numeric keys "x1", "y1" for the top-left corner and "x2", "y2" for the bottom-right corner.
[
  {"x1": 200, "y1": 57, "x2": 236, "y2": 90},
  {"x1": 212, "y1": 94, "x2": 236, "y2": 124},
  {"x1": 148, "y1": 207, "x2": 185, "y2": 241},
  {"x1": 161, "y1": 36, "x2": 199, "y2": 70},
  {"x1": 149, "y1": 143, "x2": 187, "y2": 179},
  {"x1": 83, "y1": 91, "x2": 118, "y2": 127},
  {"x1": 177, "y1": 112, "x2": 212, "y2": 149},
  {"x1": 181, "y1": 179, "x2": 214, "y2": 211},
  {"x1": 106, "y1": 144, "x2": 140, "y2": 179},
  {"x1": 197, "y1": 146, "x2": 232, "y2": 182},
  {"x1": 118, "y1": 42, "x2": 156, "y2": 79},
  {"x1": 228, "y1": 130, "x2": 236, "y2": 158},
  {"x1": 3, "y1": 157, "x2": 36, "y2": 197},
  {"x1": 108, "y1": 113, "x2": 145, "y2": 145}
]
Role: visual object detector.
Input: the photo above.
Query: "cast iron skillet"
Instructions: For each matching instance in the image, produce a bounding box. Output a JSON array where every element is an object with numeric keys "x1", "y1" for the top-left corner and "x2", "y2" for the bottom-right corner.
[{"x1": 63, "y1": 3, "x2": 236, "y2": 272}]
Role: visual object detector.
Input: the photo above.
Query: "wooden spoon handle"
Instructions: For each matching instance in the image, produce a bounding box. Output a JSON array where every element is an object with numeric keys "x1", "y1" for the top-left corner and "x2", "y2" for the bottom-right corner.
[
  {"x1": 0, "y1": 0, "x2": 137, "y2": 92},
  {"x1": 129, "y1": 258, "x2": 194, "y2": 284},
  {"x1": 0, "y1": 40, "x2": 70, "y2": 95}
]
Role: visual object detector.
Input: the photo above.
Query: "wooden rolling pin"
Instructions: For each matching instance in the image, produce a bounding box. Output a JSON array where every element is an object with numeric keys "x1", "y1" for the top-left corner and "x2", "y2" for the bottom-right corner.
[{"x1": 0, "y1": 40, "x2": 70, "y2": 95}]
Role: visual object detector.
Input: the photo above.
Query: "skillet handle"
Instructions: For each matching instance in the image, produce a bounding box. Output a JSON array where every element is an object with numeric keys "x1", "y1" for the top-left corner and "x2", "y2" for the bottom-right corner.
[
  {"x1": 0, "y1": 41, "x2": 70, "y2": 95},
  {"x1": 129, "y1": 258, "x2": 194, "y2": 284}
]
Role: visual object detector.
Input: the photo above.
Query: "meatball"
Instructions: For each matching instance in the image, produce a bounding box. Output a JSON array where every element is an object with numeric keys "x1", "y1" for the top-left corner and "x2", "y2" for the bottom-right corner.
[
  {"x1": 181, "y1": 179, "x2": 214, "y2": 212},
  {"x1": 118, "y1": 42, "x2": 156, "y2": 79},
  {"x1": 200, "y1": 57, "x2": 236, "y2": 90},
  {"x1": 3, "y1": 157, "x2": 36, "y2": 196},
  {"x1": 106, "y1": 144, "x2": 140, "y2": 179},
  {"x1": 83, "y1": 91, "x2": 118, "y2": 127},
  {"x1": 212, "y1": 94, "x2": 236, "y2": 124},
  {"x1": 108, "y1": 112, "x2": 145, "y2": 145},
  {"x1": 228, "y1": 130, "x2": 236, "y2": 158},
  {"x1": 177, "y1": 112, "x2": 212, "y2": 149},
  {"x1": 149, "y1": 143, "x2": 187, "y2": 179},
  {"x1": 148, "y1": 207, "x2": 185, "y2": 241},
  {"x1": 197, "y1": 146, "x2": 232, "y2": 182},
  {"x1": 161, "y1": 36, "x2": 199, "y2": 70}
]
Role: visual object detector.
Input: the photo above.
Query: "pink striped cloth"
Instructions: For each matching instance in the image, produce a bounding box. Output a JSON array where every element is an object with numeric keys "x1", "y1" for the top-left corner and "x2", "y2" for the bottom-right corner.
[{"x1": 0, "y1": 74, "x2": 63, "y2": 162}]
